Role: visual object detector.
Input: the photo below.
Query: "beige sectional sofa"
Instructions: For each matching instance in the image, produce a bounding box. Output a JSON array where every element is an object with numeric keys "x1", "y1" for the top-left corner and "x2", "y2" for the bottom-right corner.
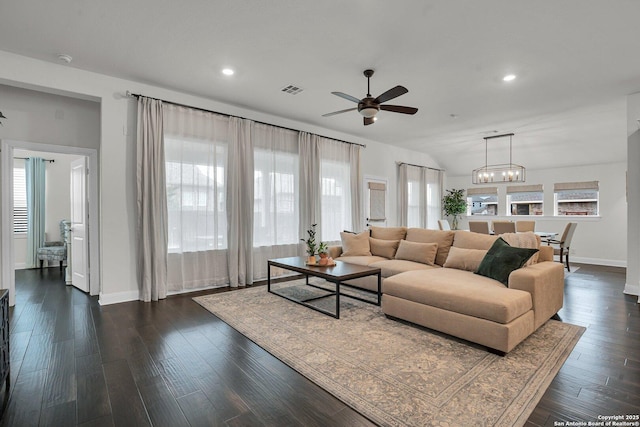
[{"x1": 328, "y1": 226, "x2": 564, "y2": 354}]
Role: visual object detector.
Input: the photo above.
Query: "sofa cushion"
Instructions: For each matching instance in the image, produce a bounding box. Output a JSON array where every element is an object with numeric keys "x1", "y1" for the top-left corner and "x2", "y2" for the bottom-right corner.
[
  {"x1": 337, "y1": 255, "x2": 388, "y2": 266},
  {"x1": 369, "y1": 237, "x2": 400, "y2": 259},
  {"x1": 340, "y1": 231, "x2": 371, "y2": 256},
  {"x1": 370, "y1": 226, "x2": 407, "y2": 241},
  {"x1": 501, "y1": 232, "x2": 540, "y2": 266},
  {"x1": 394, "y1": 240, "x2": 438, "y2": 266},
  {"x1": 443, "y1": 246, "x2": 487, "y2": 272},
  {"x1": 452, "y1": 230, "x2": 498, "y2": 250},
  {"x1": 475, "y1": 238, "x2": 539, "y2": 286},
  {"x1": 370, "y1": 259, "x2": 436, "y2": 278},
  {"x1": 383, "y1": 269, "x2": 533, "y2": 324},
  {"x1": 405, "y1": 228, "x2": 455, "y2": 266}
]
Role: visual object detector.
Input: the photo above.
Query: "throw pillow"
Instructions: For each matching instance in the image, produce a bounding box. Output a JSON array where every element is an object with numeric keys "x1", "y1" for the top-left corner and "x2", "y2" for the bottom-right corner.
[
  {"x1": 394, "y1": 240, "x2": 438, "y2": 266},
  {"x1": 405, "y1": 228, "x2": 455, "y2": 267},
  {"x1": 501, "y1": 232, "x2": 540, "y2": 266},
  {"x1": 443, "y1": 247, "x2": 488, "y2": 272},
  {"x1": 475, "y1": 237, "x2": 539, "y2": 286},
  {"x1": 340, "y1": 231, "x2": 372, "y2": 256},
  {"x1": 369, "y1": 237, "x2": 400, "y2": 259}
]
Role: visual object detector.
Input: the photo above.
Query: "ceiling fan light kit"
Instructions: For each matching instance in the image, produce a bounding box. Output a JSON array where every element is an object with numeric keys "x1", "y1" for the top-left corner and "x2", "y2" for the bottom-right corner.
[
  {"x1": 472, "y1": 133, "x2": 526, "y2": 184},
  {"x1": 323, "y1": 69, "x2": 418, "y2": 126}
]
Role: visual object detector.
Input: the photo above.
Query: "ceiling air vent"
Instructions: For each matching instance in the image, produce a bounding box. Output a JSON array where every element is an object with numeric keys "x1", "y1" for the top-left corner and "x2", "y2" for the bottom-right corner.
[{"x1": 281, "y1": 85, "x2": 303, "y2": 95}]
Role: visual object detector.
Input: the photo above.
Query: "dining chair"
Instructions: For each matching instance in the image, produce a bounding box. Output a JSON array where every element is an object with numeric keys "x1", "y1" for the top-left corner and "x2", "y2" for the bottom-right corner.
[
  {"x1": 469, "y1": 221, "x2": 490, "y2": 234},
  {"x1": 493, "y1": 221, "x2": 516, "y2": 234},
  {"x1": 516, "y1": 220, "x2": 535, "y2": 232},
  {"x1": 492, "y1": 221, "x2": 516, "y2": 235},
  {"x1": 545, "y1": 222, "x2": 578, "y2": 271},
  {"x1": 438, "y1": 219, "x2": 451, "y2": 230}
]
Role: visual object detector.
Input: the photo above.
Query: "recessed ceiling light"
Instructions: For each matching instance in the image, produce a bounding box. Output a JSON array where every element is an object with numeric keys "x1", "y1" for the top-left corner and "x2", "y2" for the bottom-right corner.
[
  {"x1": 503, "y1": 74, "x2": 516, "y2": 82},
  {"x1": 222, "y1": 68, "x2": 235, "y2": 76}
]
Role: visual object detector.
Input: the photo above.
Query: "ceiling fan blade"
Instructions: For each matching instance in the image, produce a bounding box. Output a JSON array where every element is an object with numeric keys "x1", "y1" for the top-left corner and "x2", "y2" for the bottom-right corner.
[
  {"x1": 332, "y1": 92, "x2": 362, "y2": 104},
  {"x1": 322, "y1": 107, "x2": 358, "y2": 117},
  {"x1": 364, "y1": 117, "x2": 375, "y2": 126},
  {"x1": 380, "y1": 104, "x2": 418, "y2": 115},
  {"x1": 374, "y1": 85, "x2": 408, "y2": 104}
]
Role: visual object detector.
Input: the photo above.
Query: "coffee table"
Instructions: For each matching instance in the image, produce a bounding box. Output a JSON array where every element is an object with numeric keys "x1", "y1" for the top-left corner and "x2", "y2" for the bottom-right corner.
[{"x1": 267, "y1": 257, "x2": 382, "y2": 319}]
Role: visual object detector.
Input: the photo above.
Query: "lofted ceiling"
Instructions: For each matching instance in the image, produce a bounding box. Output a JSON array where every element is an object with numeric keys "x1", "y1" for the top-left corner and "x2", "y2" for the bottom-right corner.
[{"x1": 0, "y1": 1, "x2": 638, "y2": 175}]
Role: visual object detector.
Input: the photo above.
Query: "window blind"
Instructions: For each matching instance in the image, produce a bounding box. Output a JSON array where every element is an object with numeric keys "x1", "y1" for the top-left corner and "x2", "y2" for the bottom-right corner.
[{"x1": 13, "y1": 166, "x2": 27, "y2": 234}]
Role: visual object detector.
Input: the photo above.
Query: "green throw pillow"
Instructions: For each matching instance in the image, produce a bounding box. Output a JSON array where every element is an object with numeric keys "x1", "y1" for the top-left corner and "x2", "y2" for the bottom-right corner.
[{"x1": 475, "y1": 237, "x2": 538, "y2": 286}]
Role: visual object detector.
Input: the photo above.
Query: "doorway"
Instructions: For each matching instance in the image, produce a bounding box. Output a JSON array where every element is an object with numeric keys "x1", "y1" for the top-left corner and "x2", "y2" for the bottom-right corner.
[{"x1": 1, "y1": 139, "x2": 100, "y2": 306}]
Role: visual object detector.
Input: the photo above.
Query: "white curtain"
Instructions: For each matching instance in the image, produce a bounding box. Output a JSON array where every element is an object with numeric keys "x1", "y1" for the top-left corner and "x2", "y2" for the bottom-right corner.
[
  {"x1": 252, "y1": 124, "x2": 299, "y2": 279},
  {"x1": 398, "y1": 163, "x2": 443, "y2": 229},
  {"x1": 25, "y1": 157, "x2": 46, "y2": 268},
  {"x1": 318, "y1": 137, "x2": 361, "y2": 242},
  {"x1": 227, "y1": 117, "x2": 254, "y2": 287},
  {"x1": 298, "y1": 132, "x2": 321, "y2": 245},
  {"x1": 163, "y1": 104, "x2": 229, "y2": 292},
  {"x1": 349, "y1": 143, "x2": 363, "y2": 233},
  {"x1": 136, "y1": 97, "x2": 168, "y2": 301}
]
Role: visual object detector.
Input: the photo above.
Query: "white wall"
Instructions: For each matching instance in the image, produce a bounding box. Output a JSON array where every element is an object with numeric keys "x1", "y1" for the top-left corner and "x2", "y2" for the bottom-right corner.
[
  {"x1": 0, "y1": 50, "x2": 440, "y2": 304},
  {"x1": 626, "y1": 92, "x2": 640, "y2": 297},
  {"x1": 447, "y1": 161, "x2": 627, "y2": 267},
  {"x1": 12, "y1": 150, "x2": 84, "y2": 268}
]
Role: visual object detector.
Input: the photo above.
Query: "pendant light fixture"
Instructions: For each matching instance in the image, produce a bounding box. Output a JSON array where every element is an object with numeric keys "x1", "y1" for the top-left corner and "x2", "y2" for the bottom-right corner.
[{"x1": 472, "y1": 133, "x2": 526, "y2": 184}]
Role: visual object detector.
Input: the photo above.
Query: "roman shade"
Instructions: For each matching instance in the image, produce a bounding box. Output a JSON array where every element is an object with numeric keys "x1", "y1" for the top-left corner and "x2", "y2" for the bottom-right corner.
[
  {"x1": 507, "y1": 184, "x2": 543, "y2": 194},
  {"x1": 467, "y1": 187, "x2": 498, "y2": 196},
  {"x1": 554, "y1": 181, "x2": 599, "y2": 191}
]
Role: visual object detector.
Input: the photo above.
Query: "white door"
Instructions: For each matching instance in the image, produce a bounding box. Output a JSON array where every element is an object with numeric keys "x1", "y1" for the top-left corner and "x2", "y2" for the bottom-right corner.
[
  {"x1": 70, "y1": 158, "x2": 89, "y2": 292},
  {"x1": 364, "y1": 176, "x2": 388, "y2": 228}
]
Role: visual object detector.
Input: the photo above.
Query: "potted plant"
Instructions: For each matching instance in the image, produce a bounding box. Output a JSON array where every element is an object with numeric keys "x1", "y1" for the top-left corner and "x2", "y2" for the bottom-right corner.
[
  {"x1": 442, "y1": 188, "x2": 466, "y2": 230},
  {"x1": 301, "y1": 224, "x2": 318, "y2": 264},
  {"x1": 317, "y1": 242, "x2": 329, "y2": 265}
]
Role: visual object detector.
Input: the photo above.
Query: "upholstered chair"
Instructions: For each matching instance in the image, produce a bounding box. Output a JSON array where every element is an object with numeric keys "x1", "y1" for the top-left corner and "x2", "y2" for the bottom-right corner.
[
  {"x1": 515, "y1": 220, "x2": 535, "y2": 232},
  {"x1": 546, "y1": 222, "x2": 578, "y2": 271},
  {"x1": 468, "y1": 221, "x2": 490, "y2": 234},
  {"x1": 438, "y1": 219, "x2": 451, "y2": 230},
  {"x1": 493, "y1": 221, "x2": 516, "y2": 235},
  {"x1": 37, "y1": 220, "x2": 71, "y2": 270}
]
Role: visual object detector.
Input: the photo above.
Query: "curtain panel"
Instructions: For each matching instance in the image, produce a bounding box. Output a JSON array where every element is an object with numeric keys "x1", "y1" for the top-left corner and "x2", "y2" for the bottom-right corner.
[
  {"x1": 25, "y1": 157, "x2": 46, "y2": 268},
  {"x1": 397, "y1": 163, "x2": 443, "y2": 229},
  {"x1": 136, "y1": 97, "x2": 168, "y2": 302},
  {"x1": 163, "y1": 104, "x2": 230, "y2": 292}
]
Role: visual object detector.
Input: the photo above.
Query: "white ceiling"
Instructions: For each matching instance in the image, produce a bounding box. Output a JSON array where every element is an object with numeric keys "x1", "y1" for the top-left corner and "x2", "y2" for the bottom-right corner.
[{"x1": 0, "y1": 0, "x2": 638, "y2": 175}]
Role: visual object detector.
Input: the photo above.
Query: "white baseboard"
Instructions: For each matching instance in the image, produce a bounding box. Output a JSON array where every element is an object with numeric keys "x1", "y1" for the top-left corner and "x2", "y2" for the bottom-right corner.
[
  {"x1": 570, "y1": 256, "x2": 626, "y2": 268},
  {"x1": 624, "y1": 283, "x2": 640, "y2": 297},
  {"x1": 14, "y1": 263, "x2": 26, "y2": 269},
  {"x1": 98, "y1": 290, "x2": 140, "y2": 306}
]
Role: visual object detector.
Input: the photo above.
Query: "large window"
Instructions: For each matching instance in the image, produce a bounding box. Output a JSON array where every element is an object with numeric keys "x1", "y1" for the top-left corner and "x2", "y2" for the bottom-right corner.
[
  {"x1": 165, "y1": 137, "x2": 227, "y2": 253},
  {"x1": 13, "y1": 164, "x2": 27, "y2": 234},
  {"x1": 320, "y1": 158, "x2": 351, "y2": 241},
  {"x1": 398, "y1": 164, "x2": 443, "y2": 229},
  {"x1": 467, "y1": 187, "x2": 498, "y2": 216},
  {"x1": 253, "y1": 148, "x2": 299, "y2": 247},
  {"x1": 554, "y1": 181, "x2": 599, "y2": 216},
  {"x1": 507, "y1": 185, "x2": 543, "y2": 216}
]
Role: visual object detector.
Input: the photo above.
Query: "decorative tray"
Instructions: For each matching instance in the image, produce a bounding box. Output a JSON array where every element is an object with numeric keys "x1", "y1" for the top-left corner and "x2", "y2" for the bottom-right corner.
[{"x1": 305, "y1": 261, "x2": 337, "y2": 267}]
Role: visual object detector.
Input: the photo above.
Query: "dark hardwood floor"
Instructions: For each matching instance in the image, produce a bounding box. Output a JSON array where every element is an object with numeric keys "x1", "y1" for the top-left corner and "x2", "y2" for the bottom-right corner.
[{"x1": 0, "y1": 264, "x2": 638, "y2": 426}]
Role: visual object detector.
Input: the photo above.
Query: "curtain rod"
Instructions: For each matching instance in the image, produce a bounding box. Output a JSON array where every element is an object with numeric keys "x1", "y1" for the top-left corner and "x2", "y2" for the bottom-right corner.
[
  {"x1": 14, "y1": 157, "x2": 55, "y2": 163},
  {"x1": 126, "y1": 91, "x2": 366, "y2": 148},
  {"x1": 396, "y1": 161, "x2": 444, "y2": 172}
]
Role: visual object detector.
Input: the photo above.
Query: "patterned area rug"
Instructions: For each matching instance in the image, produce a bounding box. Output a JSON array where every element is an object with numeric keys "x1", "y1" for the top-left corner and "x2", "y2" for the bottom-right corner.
[{"x1": 194, "y1": 278, "x2": 584, "y2": 427}]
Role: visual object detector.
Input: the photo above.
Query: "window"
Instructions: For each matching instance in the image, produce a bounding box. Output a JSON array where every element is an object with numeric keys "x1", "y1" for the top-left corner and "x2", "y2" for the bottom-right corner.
[
  {"x1": 165, "y1": 136, "x2": 227, "y2": 253},
  {"x1": 253, "y1": 148, "x2": 299, "y2": 247},
  {"x1": 467, "y1": 187, "x2": 498, "y2": 216},
  {"x1": 507, "y1": 184, "x2": 543, "y2": 216},
  {"x1": 398, "y1": 164, "x2": 443, "y2": 229},
  {"x1": 320, "y1": 158, "x2": 351, "y2": 241},
  {"x1": 554, "y1": 181, "x2": 599, "y2": 216},
  {"x1": 13, "y1": 165, "x2": 27, "y2": 234}
]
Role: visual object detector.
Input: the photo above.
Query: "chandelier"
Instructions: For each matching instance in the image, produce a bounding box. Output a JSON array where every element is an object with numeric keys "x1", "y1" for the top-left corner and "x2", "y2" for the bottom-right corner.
[{"x1": 472, "y1": 133, "x2": 526, "y2": 184}]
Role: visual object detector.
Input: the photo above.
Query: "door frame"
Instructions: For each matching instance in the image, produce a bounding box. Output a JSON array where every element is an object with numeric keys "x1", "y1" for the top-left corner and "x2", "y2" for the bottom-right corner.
[{"x1": 1, "y1": 139, "x2": 100, "y2": 305}]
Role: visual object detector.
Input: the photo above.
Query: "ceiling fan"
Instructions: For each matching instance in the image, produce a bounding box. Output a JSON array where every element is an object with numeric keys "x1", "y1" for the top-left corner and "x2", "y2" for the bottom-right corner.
[{"x1": 323, "y1": 69, "x2": 418, "y2": 125}]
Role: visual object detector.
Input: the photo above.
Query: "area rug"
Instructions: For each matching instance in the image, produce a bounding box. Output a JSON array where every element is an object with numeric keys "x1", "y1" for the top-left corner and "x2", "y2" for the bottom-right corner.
[{"x1": 194, "y1": 278, "x2": 584, "y2": 427}]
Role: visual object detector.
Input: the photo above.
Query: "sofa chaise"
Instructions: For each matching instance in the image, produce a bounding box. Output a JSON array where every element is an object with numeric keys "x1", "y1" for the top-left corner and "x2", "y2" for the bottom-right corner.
[{"x1": 328, "y1": 227, "x2": 564, "y2": 354}]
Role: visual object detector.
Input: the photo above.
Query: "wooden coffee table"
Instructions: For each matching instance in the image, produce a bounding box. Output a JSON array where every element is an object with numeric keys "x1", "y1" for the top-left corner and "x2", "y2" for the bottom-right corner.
[{"x1": 267, "y1": 257, "x2": 382, "y2": 319}]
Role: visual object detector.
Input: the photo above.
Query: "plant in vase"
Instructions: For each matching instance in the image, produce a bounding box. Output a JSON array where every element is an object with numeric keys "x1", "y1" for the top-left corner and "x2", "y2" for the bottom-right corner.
[
  {"x1": 442, "y1": 188, "x2": 466, "y2": 230},
  {"x1": 301, "y1": 224, "x2": 318, "y2": 264},
  {"x1": 317, "y1": 242, "x2": 330, "y2": 266}
]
